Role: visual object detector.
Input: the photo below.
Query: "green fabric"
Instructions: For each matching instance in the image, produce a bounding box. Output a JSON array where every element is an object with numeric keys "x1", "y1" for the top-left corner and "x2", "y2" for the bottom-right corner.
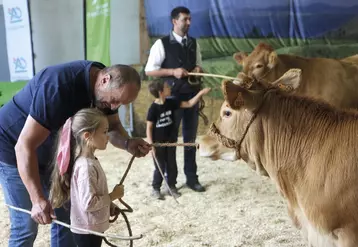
[
  {"x1": 86, "y1": 0, "x2": 111, "y2": 66},
  {"x1": 0, "y1": 81, "x2": 27, "y2": 106},
  {"x1": 147, "y1": 37, "x2": 358, "y2": 99}
]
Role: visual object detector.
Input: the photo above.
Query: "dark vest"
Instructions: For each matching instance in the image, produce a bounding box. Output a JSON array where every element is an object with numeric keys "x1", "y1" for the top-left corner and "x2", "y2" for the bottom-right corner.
[{"x1": 160, "y1": 32, "x2": 200, "y2": 94}]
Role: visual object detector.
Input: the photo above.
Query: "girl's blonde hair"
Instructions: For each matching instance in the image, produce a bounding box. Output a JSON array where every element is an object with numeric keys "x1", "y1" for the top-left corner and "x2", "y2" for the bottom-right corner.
[{"x1": 49, "y1": 108, "x2": 107, "y2": 209}]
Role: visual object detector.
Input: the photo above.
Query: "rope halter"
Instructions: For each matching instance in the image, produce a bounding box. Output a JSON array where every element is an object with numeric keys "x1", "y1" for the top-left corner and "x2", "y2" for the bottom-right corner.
[{"x1": 207, "y1": 89, "x2": 274, "y2": 160}]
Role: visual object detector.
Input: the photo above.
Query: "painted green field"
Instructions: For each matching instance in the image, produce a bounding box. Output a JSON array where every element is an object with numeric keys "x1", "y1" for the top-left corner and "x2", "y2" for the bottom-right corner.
[
  {"x1": 1, "y1": 38, "x2": 358, "y2": 105},
  {"x1": 146, "y1": 37, "x2": 358, "y2": 93},
  {"x1": 150, "y1": 37, "x2": 358, "y2": 60},
  {"x1": 0, "y1": 81, "x2": 26, "y2": 106}
]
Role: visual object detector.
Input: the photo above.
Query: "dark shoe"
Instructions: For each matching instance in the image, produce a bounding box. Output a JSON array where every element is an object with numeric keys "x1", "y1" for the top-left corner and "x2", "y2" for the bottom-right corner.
[
  {"x1": 151, "y1": 189, "x2": 164, "y2": 200},
  {"x1": 167, "y1": 186, "x2": 181, "y2": 198},
  {"x1": 187, "y1": 182, "x2": 206, "y2": 192}
]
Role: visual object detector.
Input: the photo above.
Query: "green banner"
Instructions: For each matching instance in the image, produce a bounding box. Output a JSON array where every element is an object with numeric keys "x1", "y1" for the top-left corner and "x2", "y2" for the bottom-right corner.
[{"x1": 86, "y1": 0, "x2": 111, "y2": 66}]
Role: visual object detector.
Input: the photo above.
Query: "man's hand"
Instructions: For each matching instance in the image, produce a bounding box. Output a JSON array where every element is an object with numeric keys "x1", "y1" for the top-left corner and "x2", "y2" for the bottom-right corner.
[
  {"x1": 173, "y1": 68, "x2": 188, "y2": 79},
  {"x1": 31, "y1": 198, "x2": 56, "y2": 225},
  {"x1": 189, "y1": 66, "x2": 204, "y2": 82},
  {"x1": 126, "y1": 138, "x2": 151, "y2": 157},
  {"x1": 191, "y1": 66, "x2": 203, "y2": 73}
]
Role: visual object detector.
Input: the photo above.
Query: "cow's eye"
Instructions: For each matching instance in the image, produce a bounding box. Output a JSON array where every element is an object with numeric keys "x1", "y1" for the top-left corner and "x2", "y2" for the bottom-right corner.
[
  {"x1": 255, "y1": 64, "x2": 264, "y2": 69},
  {"x1": 223, "y1": 110, "x2": 232, "y2": 117}
]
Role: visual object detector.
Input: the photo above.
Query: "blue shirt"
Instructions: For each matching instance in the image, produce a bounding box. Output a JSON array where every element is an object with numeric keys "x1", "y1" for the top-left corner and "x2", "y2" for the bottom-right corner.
[{"x1": 0, "y1": 60, "x2": 116, "y2": 171}]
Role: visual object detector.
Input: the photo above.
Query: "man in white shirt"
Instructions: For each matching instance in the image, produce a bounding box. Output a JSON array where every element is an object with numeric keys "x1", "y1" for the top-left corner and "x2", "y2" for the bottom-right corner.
[{"x1": 145, "y1": 6, "x2": 205, "y2": 192}]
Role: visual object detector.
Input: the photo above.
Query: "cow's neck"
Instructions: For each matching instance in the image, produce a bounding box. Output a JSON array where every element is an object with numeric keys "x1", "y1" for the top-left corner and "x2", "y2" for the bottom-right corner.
[
  {"x1": 252, "y1": 91, "x2": 358, "y2": 194},
  {"x1": 265, "y1": 55, "x2": 309, "y2": 86},
  {"x1": 244, "y1": 91, "x2": 328, "y2": 196}
]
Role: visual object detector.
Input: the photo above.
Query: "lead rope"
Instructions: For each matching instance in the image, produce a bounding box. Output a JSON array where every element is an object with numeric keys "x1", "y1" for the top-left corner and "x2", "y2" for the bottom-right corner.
[
  {"x1": 187, "y1": 72, "x2": 235, "y2": 127},
  {"x1": 101, "y1": 154, "x2": 135, "y2": 247},
  {"x1": 208, "y1": 89, "x2": 274, "y2": 158},
  {"x1": 103, "y1": 142, "x2": 200, "y2": 247}
]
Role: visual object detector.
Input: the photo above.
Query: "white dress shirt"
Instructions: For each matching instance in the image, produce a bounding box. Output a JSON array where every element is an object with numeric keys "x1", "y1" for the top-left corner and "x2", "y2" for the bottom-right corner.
[{"x1": 145, "y1": 31, "x2": 202, "y2": 72}]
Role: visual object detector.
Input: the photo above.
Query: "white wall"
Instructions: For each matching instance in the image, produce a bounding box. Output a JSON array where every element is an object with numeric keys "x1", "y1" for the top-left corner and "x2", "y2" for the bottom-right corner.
[
  {"x1": 110, "y1": 0, "x2": 140, "y2": 65},
  {"x1": 18, "y1": 0, "x2": 139, "y2": 73},
  {"x1": 29, "y1": 0, "x2": 85, "y2": 72}
]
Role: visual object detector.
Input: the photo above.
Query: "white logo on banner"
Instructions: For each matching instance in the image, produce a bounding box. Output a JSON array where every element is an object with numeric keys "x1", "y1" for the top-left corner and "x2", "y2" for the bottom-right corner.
[{"x1": 3, "y1": 0, "x2": 34, "y2": 82}]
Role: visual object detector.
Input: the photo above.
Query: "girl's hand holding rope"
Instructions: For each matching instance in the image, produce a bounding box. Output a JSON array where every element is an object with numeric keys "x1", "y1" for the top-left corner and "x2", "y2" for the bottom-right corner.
[
  {"x1": 109, "y1": 184, "x2": 125, "y2": 201},
  {"x1": 110, "y1": 202, "x2": 120, "y2": 217}
]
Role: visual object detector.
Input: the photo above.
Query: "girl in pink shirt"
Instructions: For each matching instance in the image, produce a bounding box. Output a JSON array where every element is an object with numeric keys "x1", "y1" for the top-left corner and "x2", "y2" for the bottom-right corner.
[{"x1": 49, "y1": 108, "x2": 125, "y2": 247}]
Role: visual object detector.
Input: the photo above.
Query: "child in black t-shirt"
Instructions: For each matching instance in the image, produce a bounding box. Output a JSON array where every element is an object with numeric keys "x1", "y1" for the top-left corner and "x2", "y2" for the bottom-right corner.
[{"x1": 146, "y1": 78, "x2": 211, "y2": 199}]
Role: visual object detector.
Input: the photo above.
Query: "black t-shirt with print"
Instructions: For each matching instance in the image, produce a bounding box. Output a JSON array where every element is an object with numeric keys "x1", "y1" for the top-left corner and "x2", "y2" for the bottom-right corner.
[{"x1": 146, "y1": 98, "x2": 180, "y2": 142}]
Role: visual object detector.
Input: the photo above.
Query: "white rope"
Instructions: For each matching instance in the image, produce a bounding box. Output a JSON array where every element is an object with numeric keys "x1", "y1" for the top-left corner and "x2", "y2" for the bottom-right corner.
[
  {"x1": 152, "y1": 154, "x2": 180, "y2": 204},
  {"x1": 5, "y1": 204, "x2": 143, "y2": 241},
  {"x1": 188, "y1": 72, "x2": 237, "y2": 81}
]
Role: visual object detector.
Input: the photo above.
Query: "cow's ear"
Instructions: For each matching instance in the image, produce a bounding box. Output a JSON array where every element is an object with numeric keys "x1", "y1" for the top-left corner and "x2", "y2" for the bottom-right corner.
[
  {"x1": 233, "y1": 52, "x2": 247, "y2": 65},
  {"x1": 267, "y1": 51, "x2": 278, "y2": 69},
  {"x1": 271, "y1": 69, "x2": 302, "y2": 92},
  {"x1": 222, "y1": 80, "x2": 245, "y2": 110},
  {"x1": 222, "y1": 79, "x2": 258, "y2": 111}
]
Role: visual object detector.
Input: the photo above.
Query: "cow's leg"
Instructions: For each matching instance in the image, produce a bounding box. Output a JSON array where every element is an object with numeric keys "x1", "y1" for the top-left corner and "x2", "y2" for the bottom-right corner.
[
  {"x1": 293, "y1": 207, "x2": 336, "y2": 247},
  {"x1": 334, "y1": 227, "x2": 358, "y2": 247},
  {"x1": 287, "y1": 205, "x2": 301, "y2": 229},
  {"x1": 286, "y1": 206, "x2": 314, "y2": 246}
]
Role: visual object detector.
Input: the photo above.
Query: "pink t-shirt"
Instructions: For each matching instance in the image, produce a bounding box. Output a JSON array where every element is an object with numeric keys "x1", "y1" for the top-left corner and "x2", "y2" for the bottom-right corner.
[{"x1": 70, "y1": 156, "x2": 111, "y2": 234}]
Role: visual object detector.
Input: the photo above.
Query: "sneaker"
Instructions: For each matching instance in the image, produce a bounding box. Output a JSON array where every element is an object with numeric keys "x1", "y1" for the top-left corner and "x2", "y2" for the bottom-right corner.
[
  {"x1": 151, "y1": 189, "x2": 164, "y2": 200},
  {"x1": 167, "y1": 186, "x2": 182, "y2": 198}
]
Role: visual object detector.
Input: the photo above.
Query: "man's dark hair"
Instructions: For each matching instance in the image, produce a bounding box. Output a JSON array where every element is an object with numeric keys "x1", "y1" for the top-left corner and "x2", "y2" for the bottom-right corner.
[
  {"x1": 171, "y1": 6, "x2": 190, "y2": 20},
  {"x1": 148, "y1": 79, "x2": 166, "y2": 98},
  {"x1": 102, "y1": 64, "x2": 141, "y2": 89}
]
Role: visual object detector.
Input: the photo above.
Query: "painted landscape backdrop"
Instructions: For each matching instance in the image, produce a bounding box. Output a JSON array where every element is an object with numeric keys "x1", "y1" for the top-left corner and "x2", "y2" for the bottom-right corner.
[
  {"x1": 144, "y1": 0, "x2": 358, "y2": 89},
  {"x1": 1, "y1": 0, "x2": 358, "y2": 105}
]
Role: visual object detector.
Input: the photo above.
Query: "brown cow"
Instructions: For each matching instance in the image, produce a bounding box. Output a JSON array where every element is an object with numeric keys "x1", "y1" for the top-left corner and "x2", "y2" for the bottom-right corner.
[
  {"x1": 233, "y1": 42, "x2": 358, "y2": 109},
  {"x1": 201, "y1": 69, "x2": 358, "y2": 247},
  {"x1": 199, "y1": 43, "x2": 358, "y2": 161},
  {"x1": 341, "y1": 54, "x2": 358, "y2": 67}
]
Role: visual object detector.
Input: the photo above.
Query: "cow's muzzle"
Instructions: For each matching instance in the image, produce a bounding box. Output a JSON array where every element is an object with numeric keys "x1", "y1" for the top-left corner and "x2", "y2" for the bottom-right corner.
[{"x1": 208, "y1": 123, "x2": 242, "y2": 160}]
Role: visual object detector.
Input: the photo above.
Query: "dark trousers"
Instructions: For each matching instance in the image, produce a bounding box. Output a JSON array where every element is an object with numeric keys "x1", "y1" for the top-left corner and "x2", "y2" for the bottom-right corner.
[
  {"x1": 152, "y1": 146, "x2": 178, "y2": 189},
  {"x1": 173, "y1": 92, "x2": 200, "y2": 185},
  {"x1": 73, "y1": 233, "x2": 103, "y2": 247}
]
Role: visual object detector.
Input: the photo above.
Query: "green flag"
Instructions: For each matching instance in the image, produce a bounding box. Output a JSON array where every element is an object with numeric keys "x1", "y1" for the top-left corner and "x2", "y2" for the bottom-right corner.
[{"x1": 86, "y1": 0, "x2": 111, "y2": 66}]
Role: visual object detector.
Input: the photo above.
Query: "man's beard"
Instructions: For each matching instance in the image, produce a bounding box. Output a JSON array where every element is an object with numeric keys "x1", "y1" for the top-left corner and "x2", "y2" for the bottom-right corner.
[
  {"x1": 182, "y1": 25, "x2": 189, "y2": 34},
  {"x1": 94, "y1": 100, "x2": 109, "y2": 109}
]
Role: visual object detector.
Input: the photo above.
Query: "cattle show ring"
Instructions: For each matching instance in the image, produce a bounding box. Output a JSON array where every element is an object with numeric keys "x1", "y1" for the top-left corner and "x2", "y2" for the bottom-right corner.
[{"x1": 1, "y1": 0, "x2": 358, "y2": 247}]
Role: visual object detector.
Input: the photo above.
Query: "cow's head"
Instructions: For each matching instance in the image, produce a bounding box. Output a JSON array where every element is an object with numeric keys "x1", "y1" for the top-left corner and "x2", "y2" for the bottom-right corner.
[
  {"x1": 233, "y1": 42, "x2": 278, "y2": 80},
  {"x1": 200, "y1": 69, "x2": 301, "y2": 172}
]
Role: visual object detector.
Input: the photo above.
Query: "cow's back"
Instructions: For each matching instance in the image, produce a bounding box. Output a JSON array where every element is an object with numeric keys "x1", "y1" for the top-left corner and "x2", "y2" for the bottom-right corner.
[{"x1": 272, "y1": 55, "x2": 358, "y2": 109}]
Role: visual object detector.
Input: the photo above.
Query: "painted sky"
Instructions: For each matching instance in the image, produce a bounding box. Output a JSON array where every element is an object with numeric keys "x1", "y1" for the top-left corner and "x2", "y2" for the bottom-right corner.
[{"x1": 145, "y1": 0, "x2": 358, "y2": 38}]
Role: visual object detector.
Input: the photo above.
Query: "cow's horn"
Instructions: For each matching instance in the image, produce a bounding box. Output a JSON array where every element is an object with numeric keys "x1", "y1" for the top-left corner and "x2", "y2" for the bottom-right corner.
[
  {"x1": 233, "y1": 79, "x2": 242, "y2": 85},
  {"x1": 233, "y1": 72, "x2": 246, "y2": 86}
]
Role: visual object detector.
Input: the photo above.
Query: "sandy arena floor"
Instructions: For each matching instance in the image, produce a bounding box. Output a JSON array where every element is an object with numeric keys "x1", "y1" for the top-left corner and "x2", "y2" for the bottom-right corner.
[{"x1": 0, "y1": 139, "x2": 306, "y2": 247}]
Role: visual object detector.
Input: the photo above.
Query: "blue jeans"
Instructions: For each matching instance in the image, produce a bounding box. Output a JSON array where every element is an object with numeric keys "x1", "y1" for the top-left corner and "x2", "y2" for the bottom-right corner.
[
  {"x1": 0, "y1": 162, "x2": 76, "y2": 247},
  {"x1": 173, "y1": 92, "x2": 200, "y2": 184}
]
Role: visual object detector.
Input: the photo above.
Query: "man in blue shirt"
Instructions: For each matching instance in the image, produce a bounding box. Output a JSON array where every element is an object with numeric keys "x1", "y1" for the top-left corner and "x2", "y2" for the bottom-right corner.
[{"x1": 0, "y1": 60, "x2": 151, "y2": 247}]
